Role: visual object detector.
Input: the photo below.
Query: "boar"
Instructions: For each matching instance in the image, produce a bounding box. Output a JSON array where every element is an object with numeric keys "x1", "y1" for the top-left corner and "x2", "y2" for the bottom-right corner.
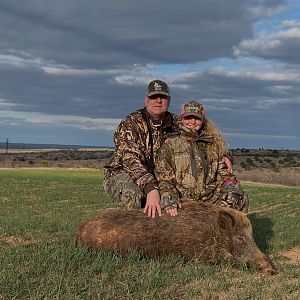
[{"x1": 76, "y1": 201, "x2": 277, "y2": 274}]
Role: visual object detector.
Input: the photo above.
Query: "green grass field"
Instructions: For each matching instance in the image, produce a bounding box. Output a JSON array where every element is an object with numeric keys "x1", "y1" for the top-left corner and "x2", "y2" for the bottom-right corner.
[{"x1": 0, "y1": 169, "x2": 299, "y2": 300}]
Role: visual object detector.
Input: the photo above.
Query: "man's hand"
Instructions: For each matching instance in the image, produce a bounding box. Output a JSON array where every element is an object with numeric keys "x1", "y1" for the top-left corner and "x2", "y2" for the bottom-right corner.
[
  {"x1": 222, "y1": 156, "x2": 233, "y2": 174},
  {"x1": 143, "y1": 189, "x2": 162, "y2": 218}
]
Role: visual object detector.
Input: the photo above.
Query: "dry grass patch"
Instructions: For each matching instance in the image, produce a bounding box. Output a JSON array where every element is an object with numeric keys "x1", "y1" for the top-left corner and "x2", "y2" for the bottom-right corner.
[
  {"x1": 281, "y1": 247, "x2": 300, "y2": 264},
  {"x1": 249, "y1": 203, "x2": 285, "y2": 214},
  {"x1": 23, "y1": 194, "x2": 41, "y2": 201},
  {"x1": 0, "y1": 235, "x2": 36, "y2": 247},
  {"x1": 179, "y1": 270, "x2": 279, "y2": 300},
  {"x1": 237, "y1": 168, "x2": 300, "y2": 187}
]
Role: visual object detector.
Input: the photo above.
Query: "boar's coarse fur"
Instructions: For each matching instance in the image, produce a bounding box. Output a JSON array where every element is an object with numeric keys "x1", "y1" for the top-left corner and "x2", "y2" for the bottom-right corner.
[{"x1": 76, "y1": 201, "x2": 277, "y2": 274}]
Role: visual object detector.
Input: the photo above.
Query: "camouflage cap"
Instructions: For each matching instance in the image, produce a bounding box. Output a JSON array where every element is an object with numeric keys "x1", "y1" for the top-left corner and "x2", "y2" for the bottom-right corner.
[
  {"x1": 181, "y1": 100, "x2": 205, "y2": 119},
  {"x1": 147, "y1": 79, "x2": 170, "y2": 97}
]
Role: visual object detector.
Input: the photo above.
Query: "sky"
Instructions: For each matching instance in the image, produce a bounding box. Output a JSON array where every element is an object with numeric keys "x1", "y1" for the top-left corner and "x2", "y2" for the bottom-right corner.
[{"x1": 0, "y1": 0, "x2": 299, "y2": 150}]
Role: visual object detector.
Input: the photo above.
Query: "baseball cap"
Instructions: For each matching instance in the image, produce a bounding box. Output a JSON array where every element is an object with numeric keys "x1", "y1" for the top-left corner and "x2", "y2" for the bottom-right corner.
[
  {"x1": 181, "y1": 101, "x2": 205, "y2": 119},
  {"x1": 147, "y1": 79, "x2": 170, "y2": 97}
]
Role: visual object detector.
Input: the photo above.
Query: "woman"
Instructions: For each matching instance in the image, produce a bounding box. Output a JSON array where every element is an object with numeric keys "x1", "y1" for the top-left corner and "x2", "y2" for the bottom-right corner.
[{"x1": 155, "y1": 100, "x2": 249, "y2": 216}]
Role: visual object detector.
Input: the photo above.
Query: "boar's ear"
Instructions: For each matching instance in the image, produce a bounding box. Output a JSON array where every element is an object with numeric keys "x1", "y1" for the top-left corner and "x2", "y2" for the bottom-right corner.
[{"x1": 219, "y1": 211, "x2": 236, "y2": 231}]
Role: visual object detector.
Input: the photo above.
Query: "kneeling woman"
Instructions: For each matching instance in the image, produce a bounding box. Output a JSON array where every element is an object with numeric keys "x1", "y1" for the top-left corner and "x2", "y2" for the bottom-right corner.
[{"x1": 155, "y1": 100, "x2": 249, "y2": 216}]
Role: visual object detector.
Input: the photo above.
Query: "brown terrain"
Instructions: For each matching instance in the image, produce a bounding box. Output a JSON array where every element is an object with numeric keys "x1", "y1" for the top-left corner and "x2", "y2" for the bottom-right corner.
[
  {"x1": 0, "y1": 147, "x2": 300, "y2": 186},
  {"x1": 0, "y1": 148, "x2": 113, "y2": 169}
]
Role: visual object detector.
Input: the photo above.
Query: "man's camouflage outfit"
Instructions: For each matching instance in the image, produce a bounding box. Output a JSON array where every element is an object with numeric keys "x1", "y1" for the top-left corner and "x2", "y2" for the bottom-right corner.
[
  {"x1": 103, "y1": 108, "x2": 177, "y2": 209},
  {"x1": 155, "y1": 104, "x2": 249, "y2": 214}
]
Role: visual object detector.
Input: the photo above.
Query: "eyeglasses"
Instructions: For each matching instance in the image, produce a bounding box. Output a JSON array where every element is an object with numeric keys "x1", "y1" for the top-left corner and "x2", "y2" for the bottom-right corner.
[{"x1": 148, "y1": 94, "x2": 169, "y2": 100}]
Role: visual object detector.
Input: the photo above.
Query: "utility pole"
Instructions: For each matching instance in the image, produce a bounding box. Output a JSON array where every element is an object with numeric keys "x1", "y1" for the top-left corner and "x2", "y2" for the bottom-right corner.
[{"x1": 6, "y1": 138, "x2": 8, "y2": 154}]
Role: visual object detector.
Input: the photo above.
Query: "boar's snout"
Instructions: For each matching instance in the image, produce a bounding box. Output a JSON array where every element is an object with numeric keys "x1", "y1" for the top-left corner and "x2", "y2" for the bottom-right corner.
[
  {"x1": 257, "y1": 254, "x2": 278, "y2": 275},
  {"x1": 232, "y1": 235, "x2": 277, "y2": 275}
]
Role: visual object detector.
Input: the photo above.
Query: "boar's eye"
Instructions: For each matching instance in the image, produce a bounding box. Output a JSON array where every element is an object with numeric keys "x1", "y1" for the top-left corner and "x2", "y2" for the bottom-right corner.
[{"x1": 236, "y1": 235, "x2": 246, "y2": 243}]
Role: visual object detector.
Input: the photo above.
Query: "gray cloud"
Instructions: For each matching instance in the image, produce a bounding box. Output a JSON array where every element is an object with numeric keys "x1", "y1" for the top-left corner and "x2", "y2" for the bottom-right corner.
[
  {"x1": 0, "y1": 0, "x2": 287, "y2": 66},
  {"x1": 234, "y1": 20, "x2": 300, "y2": 64}
]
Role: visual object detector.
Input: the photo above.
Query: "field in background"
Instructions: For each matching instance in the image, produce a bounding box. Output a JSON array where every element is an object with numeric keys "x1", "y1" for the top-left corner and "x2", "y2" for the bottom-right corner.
[
  {"x1": 1, "y1": 148, "x2": 300, "y2": 187},
  {"x1": 236, "y1": 168, "x2": 300, "y2": 187},
  {"x1": 0, "y1": 169, "x2": 299, "y2": 299}
]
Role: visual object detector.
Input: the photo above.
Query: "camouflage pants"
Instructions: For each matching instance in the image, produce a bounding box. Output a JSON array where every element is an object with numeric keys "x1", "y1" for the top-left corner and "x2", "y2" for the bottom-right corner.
[
  {"x1": 210, "y1": 191, "x2": 249, "y2": 214},
  {"x1": 209, "y1": 179, "x2": 249, "y2": 214},
  {"x1": 103, "y1": 169, "x2": 146, "y2": 209}
]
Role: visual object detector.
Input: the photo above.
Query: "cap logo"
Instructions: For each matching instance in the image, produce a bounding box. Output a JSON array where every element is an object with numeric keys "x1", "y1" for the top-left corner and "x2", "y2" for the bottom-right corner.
[
  {"x1": 147, "y1": 79, "x2": 170, "y2": 97},
  {"x1": 188, "y1": 106, "x2": 200, "y2": 113},
  {"x1": 153, "y1": 81, "x2": 162, "y2": 91}
]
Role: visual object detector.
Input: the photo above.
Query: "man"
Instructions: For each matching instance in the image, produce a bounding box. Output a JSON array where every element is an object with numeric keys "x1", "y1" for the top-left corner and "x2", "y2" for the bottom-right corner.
[{"x1": 103, "y1": 79, "x2": 177, "y2": 218}]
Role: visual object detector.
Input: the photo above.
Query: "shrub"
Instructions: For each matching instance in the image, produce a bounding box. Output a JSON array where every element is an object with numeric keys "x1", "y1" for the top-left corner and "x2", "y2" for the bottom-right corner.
[
  {"x1": 40, "y1": 160, "x2": 51, "y2": 167},
  {"x1": 246, "y1": 158, "x2": 253, "y2": 164},
  {"x1": 254, "y1": 156, "x2": 263, "y2": 163},
  {"x1": 240, "y1": 162, "x2": 250, "y2": 170}
]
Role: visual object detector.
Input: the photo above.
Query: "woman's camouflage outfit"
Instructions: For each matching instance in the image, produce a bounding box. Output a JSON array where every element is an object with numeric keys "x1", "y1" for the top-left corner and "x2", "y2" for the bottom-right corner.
[
  {"x1": 103, "y1": 108, "x2": 177, "y2": 209},
  {"x1": 155, "y1": 102, "x2": 249, "y2": 214}
]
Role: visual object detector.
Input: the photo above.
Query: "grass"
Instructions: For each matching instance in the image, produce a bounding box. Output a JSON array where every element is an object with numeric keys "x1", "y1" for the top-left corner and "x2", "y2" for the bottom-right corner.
[{"x1": 0, "y1": 169, "x2": 300, "y2": 299}]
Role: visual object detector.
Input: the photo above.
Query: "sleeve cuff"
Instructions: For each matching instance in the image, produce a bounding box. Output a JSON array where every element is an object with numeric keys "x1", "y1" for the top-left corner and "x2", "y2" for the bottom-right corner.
[{"x1": 144, "y1": 182, "x2": 159, "y2": 194}]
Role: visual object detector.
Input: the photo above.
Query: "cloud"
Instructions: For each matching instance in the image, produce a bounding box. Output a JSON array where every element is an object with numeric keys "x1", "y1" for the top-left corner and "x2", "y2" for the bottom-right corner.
[
  {"x1": 0, "y1": 0, "x2": 288, "y2": 66},
  {"x1": 234, "y1": 18, "x2": 300, "y2": 64},
  {"x1": 0, "y1": 1, "x2": 292, "y2": 119},
  {"x1": 1, "y1": 110, "x2": 121, "y2": 131},
  {"x1": 0, "y1": 98, "x2": 16, "y2": 109},
  {"x1": 226, "y1": 132, "x2": 297, "y2": 140}
]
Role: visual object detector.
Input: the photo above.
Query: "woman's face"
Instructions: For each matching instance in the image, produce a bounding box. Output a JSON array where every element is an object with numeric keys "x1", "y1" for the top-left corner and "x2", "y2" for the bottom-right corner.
[{"x1": 182, "y1": 115, "x2": 203, "y2": 131}]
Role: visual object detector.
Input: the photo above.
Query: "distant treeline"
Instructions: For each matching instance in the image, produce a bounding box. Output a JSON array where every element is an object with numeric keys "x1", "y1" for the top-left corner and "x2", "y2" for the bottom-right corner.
[
  {"x1": 0, "y1": 142, "x2": 298, "y2": 153},
  {"x1": 0, "y1": 142, "x2": 114, "y2": 150}
]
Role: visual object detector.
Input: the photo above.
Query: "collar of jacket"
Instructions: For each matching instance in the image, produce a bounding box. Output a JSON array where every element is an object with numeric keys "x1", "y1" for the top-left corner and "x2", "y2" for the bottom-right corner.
[
  {"x1": 141, "y1": 107, "x2": 175, "y2": 129},
  {"x1": 179, "y1": 122, "x2": 213, "y2": 143}
]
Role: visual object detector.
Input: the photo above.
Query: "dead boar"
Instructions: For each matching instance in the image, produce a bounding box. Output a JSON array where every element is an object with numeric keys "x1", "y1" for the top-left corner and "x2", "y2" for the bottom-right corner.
[{"x1": 76, "y1": 201, "x2": 277, "y2": 274}]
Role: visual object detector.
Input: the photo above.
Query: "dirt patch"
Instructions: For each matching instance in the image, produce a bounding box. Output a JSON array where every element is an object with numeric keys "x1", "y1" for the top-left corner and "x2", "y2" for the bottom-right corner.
[
  {"x1": 0, "y1": 235, "x2": 35, "y2": 247},
  {"x1": 281, "y1": 247, "x2": 300, "y2": 264},
  {"x1": 23, "y1": 194, "x2": 41, "y2": 201}
]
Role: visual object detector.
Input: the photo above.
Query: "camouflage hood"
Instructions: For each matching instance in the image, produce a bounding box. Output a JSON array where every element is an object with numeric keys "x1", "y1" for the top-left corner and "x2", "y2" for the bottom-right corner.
[{"x1": 178, "y1": 121, "x2": 214, "y2": 144}]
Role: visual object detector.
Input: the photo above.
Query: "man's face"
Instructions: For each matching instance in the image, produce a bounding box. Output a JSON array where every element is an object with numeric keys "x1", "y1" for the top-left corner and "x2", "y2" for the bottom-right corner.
[{"x1": 145, "y1": 94, "x2": 170, "y2": 119}]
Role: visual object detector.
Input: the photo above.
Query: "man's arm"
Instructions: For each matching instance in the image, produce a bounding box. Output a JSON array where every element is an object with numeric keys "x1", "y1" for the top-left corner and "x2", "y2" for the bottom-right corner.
[
  {"x1": 114, "y1": 115, "x2": 162, "y2": 217},
  {"x1": 114, "y1": 116, "x2": 157, "y2": 188}
]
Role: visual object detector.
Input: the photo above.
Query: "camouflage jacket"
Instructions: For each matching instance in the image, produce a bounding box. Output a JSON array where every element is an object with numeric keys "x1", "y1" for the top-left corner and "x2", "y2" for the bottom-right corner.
[
  {"x1": 104, "y1": 108, "x2": 177, "y2": 193},
  {"x1": 155, "y1": 123, "x2": 231, "y2": 205}
]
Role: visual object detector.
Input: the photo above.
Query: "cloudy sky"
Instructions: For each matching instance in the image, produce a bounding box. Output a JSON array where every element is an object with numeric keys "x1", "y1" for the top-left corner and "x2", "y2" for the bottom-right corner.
[{"x1": 0, "y1": 0, "x2": 299, "y2": 149}]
